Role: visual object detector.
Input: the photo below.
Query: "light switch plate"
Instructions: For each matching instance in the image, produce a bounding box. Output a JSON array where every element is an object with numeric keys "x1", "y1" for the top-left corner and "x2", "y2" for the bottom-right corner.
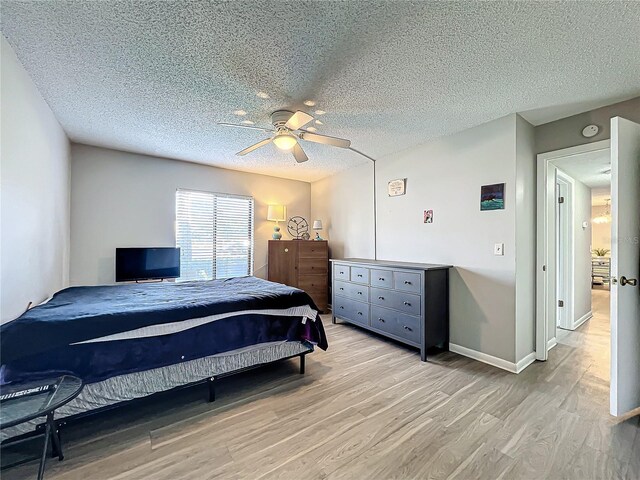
[{"x1": 494, "y1": 243, "x2": 504, "y2": 256}]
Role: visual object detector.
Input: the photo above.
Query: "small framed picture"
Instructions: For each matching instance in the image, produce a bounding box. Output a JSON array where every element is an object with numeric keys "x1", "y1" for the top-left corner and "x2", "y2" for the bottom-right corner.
[
  {"x1": 481, "y1": 183, "x2": 505, "y2": 211},
  {"x1": 388, "y1": 178, "x2": 406, "y2": 197},
  {"x1": 424, "y1": 209, "x2": 433, "y2": 223}
]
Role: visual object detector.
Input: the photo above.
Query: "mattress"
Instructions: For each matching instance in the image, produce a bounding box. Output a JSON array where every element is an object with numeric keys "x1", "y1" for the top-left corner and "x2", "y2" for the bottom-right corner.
[{"x1": 1, "y1": 340, "x2": 311, "y2": 441}]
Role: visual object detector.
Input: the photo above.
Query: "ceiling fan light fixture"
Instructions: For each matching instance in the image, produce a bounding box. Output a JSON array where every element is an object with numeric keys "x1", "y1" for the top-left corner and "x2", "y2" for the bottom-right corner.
[{"x1": 273, "y1": 132, "x2": 297, "y2": 151}]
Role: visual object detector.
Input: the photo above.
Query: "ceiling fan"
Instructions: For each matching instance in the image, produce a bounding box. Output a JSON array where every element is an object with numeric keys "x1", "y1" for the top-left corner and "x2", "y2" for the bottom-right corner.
[{"x1": 218, "y1": 110, "x2": 351, "y2": 163}]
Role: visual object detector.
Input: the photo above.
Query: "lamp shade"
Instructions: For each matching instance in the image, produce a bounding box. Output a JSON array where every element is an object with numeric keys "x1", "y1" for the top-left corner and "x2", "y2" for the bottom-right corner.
[
  {"x1": 312, "y1": 220, "x2": 323, "y2": 230},
  {"x1": 267, "y1": 205, "x2": 286, "y2": 222}
]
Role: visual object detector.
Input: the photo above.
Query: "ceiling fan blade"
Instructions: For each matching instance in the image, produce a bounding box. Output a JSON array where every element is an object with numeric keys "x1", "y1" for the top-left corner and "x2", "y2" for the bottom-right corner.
[
  {"x1": 292, "y1": 143, "x2": 309, "y2": 163},
  {"x1": 299, "y1": 131, "x2": 351, "y2": 148},
  {"x1": 236, "y1": 138, "x2": 272, "y2": 156},
  {"x1": 218, "y1": 122, "x2": 274, "y2": 133},
  {"x1": 285, "y1": 111, "x2": 314, "y2": 131}
]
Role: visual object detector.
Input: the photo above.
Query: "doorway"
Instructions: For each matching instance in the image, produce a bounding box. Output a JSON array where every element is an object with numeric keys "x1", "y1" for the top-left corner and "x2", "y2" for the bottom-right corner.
[{"x1": 536, "y1": 117, "x2": 640, "y2": 417}]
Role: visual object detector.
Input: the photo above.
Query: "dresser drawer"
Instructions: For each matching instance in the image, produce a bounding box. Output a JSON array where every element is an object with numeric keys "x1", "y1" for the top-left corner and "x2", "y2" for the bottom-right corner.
[
  {"x1": 299, "y1": 241, "x2": 328, "y2": 258},
  {"x1": 371, "y1": 306, "x2": 420, "y2": 345},
  {"x1": 394, "y1": 271, "x2": 421, "y2": 293},
  {"x1": 370, "y1": 287, "x2": 421, "y2": 316},
  {"x1": 370, "y1": 269, "x2": 392, "y2": 288},
  {"x1": 333, "y1": 264, "x2": 350, "y2": 280},
  {"x1": 350, "y1": 266, "x2": 370, "y2": 284},
  {"x1": 299, "y1": 258, "x2": 328, "y2": 275},
  {"x1": 334, "y1": 280, "x2": 369, "y2": 301},
  {"x1": 298, "y1": 275, "x2": 326, "y2": 293},
  {"x1": 334, "y1": 296, "x2": 369, "y2": 327}
]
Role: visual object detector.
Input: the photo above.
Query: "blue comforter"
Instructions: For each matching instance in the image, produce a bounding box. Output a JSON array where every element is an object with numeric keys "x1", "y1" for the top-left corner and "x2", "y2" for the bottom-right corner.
[{"x1": 0, "y1": 277, "x2": 327, "y2": 384}]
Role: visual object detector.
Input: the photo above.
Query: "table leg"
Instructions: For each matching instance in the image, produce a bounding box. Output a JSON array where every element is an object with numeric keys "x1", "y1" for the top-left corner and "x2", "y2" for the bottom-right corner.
[
  {"x1": 49, "y1": 415, "x2": 63, "y2": 461},
  {"x1": 37, "y1": 413, "x2": 53, "y2": 480}
]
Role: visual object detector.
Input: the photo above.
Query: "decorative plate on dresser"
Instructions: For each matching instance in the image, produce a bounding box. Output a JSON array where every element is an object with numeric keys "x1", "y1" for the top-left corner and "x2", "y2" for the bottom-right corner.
[{"x1": 331, "y1": 258, "x2": 450, "y2": 361}]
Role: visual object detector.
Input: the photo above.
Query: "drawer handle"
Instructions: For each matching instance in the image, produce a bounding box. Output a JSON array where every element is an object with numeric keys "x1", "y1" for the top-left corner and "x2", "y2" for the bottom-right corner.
[
  {"x1": 378, "y1": 318, "x2": 385, "y2": 323},
  {"x1": 378, "y1": 277, "x2": 385, "y2": 281},
  {"x1": 378, "y1": 296, "x2": 384, "y2": 300},
  {"x1": 340, "y1": 306, "x2": 344, "y2": 309},
  {"x1": 339, "y1": 287, "x2": 344, "y2": 291},
  {"x1": 357, "y1": 291, "x2": 363, "y2": 295},
  {"x1": 357, "y1": 274, "x2": 363, "y2": 277},
  {"x1": 403, "y1": 325, "x2": 413, "y2": 331},
  {"x1": 404, "y1": 301, "x2": 411, "y2": 306},
  {"x1": 357, "y1": 311, "x2": 363, "y2": 316},
  {"x1": 404, "y1": 281, "x2": 412, "y2": 285}
]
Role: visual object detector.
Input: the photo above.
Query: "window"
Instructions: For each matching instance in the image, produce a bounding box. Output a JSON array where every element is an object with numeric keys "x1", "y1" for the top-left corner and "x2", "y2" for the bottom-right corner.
[{"x1": 176, "y1": 189, "x2": 254, "y2": 281}]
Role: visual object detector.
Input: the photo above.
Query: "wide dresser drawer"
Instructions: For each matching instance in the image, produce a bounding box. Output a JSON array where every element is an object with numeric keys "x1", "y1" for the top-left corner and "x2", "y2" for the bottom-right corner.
[
  {"x1": 299, "y1": 241, "x2": 328, "y2": 258},
  {"x1": 370, "y1": 287, "x2": 421, "y2": 316},
  {"x1": 299, "y1": 258, "x2": 328, "y2": 275},
  {"x1": 334, "y1": 280, "x2": 369, "y2": 301},
  {"x1": 333, "y1": 296, "x2": 369, "y2": 327},
  {"x1": 371, "y1": 306, "x2": 420, "y2": 345}
]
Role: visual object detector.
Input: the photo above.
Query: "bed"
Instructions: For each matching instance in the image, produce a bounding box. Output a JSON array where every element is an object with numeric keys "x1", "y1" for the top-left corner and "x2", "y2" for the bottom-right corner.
[{"x1": 0, "y1": 276, "x2": 327, "y2": 440}]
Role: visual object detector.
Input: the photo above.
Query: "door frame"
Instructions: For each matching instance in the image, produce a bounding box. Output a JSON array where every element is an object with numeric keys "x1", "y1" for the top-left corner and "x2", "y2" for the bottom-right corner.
[{"x1": 536, "y1": 139, "x2": 610, "y2": 360}]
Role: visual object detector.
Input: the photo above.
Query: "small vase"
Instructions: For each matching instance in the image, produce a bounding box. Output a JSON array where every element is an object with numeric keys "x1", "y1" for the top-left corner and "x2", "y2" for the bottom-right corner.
[{"x1": 272, "y1": 226, "x2": 282, "y2": 240}]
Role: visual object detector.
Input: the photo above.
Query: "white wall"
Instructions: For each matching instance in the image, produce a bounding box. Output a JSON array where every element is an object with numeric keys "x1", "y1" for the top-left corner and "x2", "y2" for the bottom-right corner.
[
  {"x1": 313, "y1": 114, "x2": 537, "y2": 365},
  {"x1": 1, "y1": 36, "x2": 70, "y2": 323},
  {"x1": 573, "y1": 178, "x2": 593, "y2": 322},
  {"x1": 70, "y1": 145, "x2": 311, "y2": 285},
  {"x1": 591, "y1": 205, "x2": 612, "y2": 253},
  {"x1": 310, "y1": 162, "x2": 375, "y2": 260}
]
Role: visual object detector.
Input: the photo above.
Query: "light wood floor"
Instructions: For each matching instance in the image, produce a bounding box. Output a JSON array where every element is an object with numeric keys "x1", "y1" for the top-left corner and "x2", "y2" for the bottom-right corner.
[{"x1": 4, "y1": 289, "x2": 638, "y2": 479}]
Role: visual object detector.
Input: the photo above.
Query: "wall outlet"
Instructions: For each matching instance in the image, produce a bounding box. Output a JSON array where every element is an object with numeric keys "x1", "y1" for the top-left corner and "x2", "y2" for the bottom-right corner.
[{"x1": 494, "y1": 243, "x2": 504, "y2": 256}]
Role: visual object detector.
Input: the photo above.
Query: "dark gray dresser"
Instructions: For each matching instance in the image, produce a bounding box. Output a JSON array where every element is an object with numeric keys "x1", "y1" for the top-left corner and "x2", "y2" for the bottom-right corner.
[{"x1": 330, "y1": 258, "x2": 450, "y2": 361}]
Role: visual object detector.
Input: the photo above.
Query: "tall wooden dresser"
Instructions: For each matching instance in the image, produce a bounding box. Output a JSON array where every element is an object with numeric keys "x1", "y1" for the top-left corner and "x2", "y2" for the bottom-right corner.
[
  {"x1": 268, "y1": 240, "x2": 329, "y2": 312},
  {"x1": 331, "y1": 258, "x2": 450, "y2": 361}
]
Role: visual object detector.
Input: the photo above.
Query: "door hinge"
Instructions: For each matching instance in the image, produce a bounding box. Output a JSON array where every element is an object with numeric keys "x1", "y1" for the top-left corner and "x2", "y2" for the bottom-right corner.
[
  {"x1": 558, "y1": 196, "x2": 565, "y2": 204},
  {"x1": 558, "y1": 300, "x2": 564, "y2": 307}
]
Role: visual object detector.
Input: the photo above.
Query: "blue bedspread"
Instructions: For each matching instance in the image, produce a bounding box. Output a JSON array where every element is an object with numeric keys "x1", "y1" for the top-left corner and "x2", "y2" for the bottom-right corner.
[{"x1": 0, "y1": 277, "x2": 327, "y2": 383}]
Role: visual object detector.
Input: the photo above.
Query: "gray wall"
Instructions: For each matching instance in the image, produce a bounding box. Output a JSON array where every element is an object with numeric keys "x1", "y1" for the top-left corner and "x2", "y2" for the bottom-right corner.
[
  {"x1": 70, "y1": 145, "x2": 311, "y2": 285},
  {"x1": 1, "y1": 37, "x2": 70, "y2": 323},
  {"x1": 312, "y1": 114, "x2": 537, "y2": 365},
  {"x1": 535, "y1": 97, "x2": 640, "y2": 153},
  {"x1": 572, "y1": 178, "x2": 593, "y2": 323}
]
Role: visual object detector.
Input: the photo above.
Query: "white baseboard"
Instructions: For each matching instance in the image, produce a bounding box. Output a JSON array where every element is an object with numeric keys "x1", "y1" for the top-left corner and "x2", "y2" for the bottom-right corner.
[
  {"x1": 572, "y1": 311, "x2": 592, "y2": 330},
  {"x1": 547, "y1": 337, "x2": 557, "y2": 351},
  {"x1": 449, "y1": 343, "x2": 536, "y2": 374}
]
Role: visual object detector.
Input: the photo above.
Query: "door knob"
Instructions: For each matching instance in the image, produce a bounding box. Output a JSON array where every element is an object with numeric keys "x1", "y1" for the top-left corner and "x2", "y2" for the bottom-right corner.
[{"x1": 620, "y1": 276, "x2": 638, "y2": 286}]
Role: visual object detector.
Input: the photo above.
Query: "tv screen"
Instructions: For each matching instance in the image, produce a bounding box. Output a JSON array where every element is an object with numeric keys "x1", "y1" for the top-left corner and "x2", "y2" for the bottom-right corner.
[{"x1": 115, "y1": 247, "x2": 180, "y2": 282}]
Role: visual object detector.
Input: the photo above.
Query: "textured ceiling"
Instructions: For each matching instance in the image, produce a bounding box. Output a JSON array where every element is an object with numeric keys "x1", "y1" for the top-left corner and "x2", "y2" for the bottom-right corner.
[
  {"x1": 554, "y1": 149, "x2": 612, "y2": 189},
  {"x1": 2, "y1": 1, "x2": 640, "y2": 182}
]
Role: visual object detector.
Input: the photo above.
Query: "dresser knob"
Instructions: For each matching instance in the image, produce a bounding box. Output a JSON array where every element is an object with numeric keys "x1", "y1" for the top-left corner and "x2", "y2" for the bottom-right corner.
[
  {"x1": 403, "y1": 326, "x2": 412, "y2": 331},
  {"x1": 379, "y1": 277, "x2": 385, "y2": 281},
  {"x1": 357, "y1": 274, "x2": 363, "y2": 277},
  {"x1": 339, "y1": 287, "x2": 344, "y2": 291},
  {"x1": 340, "y1": 306, "x2": 344, "y2": 309},
  {"x1": 404, "y1": 301, "x2": 411, "y2": 306},
  {"x1": 378, "y1": 296, "x2": 384, "y2": 300},
  {"x1": 404, "y1": 281, "x2": 411, "y2": 285},
  {"x1": 357, "y1": 311, "x2": 363, "y2": 315},
  {"x1": 357, "y1": 291, "x2": 363, "y2": 295},
  {"x1": 378, "y1": 318, "x2": 385, "y2": 323}
]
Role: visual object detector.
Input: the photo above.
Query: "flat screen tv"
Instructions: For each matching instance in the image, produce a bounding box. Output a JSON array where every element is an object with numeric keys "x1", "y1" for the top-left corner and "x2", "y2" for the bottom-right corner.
[{"x1": 115, "y1": 247, "x2": 180, "y2": 282}]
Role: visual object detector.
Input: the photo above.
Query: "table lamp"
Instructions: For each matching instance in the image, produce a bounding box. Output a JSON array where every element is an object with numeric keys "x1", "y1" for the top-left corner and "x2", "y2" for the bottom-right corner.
[
  {"x1": 267, "y1": 205, "x2": 286, "y2": 240},
  {"x1": 312, "y1": 220, "x2": 323, "y2": 241}
]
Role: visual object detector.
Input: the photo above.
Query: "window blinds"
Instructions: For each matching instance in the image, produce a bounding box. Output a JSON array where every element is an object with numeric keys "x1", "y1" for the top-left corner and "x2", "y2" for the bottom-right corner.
[{"x1": 176, "y1": 189, "x2": 254, "y2": 281}]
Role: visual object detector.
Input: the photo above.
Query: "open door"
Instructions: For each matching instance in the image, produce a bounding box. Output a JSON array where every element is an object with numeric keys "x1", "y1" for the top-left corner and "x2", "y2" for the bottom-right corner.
[{"x1": 610, "y1": 116, "x2": 640, "y2": 417}]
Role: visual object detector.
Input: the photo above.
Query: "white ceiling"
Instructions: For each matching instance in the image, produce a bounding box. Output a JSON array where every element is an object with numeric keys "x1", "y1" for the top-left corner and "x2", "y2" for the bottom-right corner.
[
  {"x1": 2, "y1": 1, "x2": 640, "y2": 182},
  {"x1": 554, "y1": 148, "x2": 612, "y2": 189}
]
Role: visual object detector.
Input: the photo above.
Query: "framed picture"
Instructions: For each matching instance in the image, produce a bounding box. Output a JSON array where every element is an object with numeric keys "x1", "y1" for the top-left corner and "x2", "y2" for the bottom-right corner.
[
  {"x1": 388, "y1": 178, "x2": 406, "y2": 197},
  {"x1": 424, "y1": 209, "x2": 433, "y2": 223},
  {"x1": 481, "y1": 183, "x2": 505, "y2": 211}
]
